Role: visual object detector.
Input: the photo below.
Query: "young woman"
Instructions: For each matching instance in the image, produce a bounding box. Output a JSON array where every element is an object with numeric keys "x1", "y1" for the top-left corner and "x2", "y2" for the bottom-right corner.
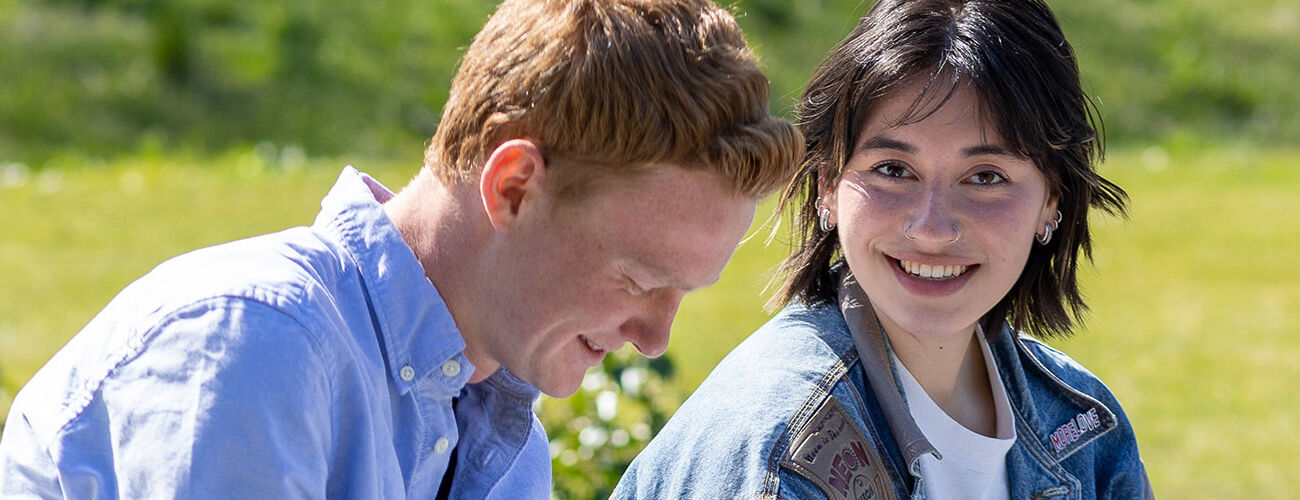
[{"x1": 615, "y1": 0, "x2": 1152, "y2": 498}]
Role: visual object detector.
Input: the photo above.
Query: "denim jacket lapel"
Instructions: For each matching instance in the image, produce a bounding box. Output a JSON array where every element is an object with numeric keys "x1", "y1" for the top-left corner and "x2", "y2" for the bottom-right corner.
[{"x1": 836, "y1": 270, "x2": 938, "y2": 498}]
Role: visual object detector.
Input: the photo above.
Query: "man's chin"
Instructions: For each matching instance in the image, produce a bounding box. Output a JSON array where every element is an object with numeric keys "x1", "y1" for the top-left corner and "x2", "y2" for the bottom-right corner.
[{"x1": 534, "y1": 375, "x2": 584, "y2": 398}]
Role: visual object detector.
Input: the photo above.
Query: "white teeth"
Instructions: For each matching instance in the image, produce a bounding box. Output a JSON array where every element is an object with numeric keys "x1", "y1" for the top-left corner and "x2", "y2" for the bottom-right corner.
[
  {"x1": 899, "y1": 260, "x2": 968, "y2": 280},
  {"x1": 582, "y1": 336, "x2": 604, "y2": 352}
]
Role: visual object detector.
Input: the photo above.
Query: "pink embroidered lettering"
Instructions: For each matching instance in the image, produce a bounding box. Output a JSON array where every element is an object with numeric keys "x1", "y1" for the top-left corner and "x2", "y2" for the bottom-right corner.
[
  {"x1": 828, "y1": 454, "x2": 850, "y2": 496},
  {"x1": 850, "y1": 441, "x2": 871, "y2": 467},
  {"x1": 827, "y1": 440, "x2": 875, "y2": 496},
  {"x1": 1051, "y1": 408, "x2": 1103, "y2": 452}
]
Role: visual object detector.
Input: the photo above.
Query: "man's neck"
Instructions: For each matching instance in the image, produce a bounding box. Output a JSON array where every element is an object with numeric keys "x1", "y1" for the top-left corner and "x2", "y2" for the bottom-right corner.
[{"x1": 383, "y1": 170, "x2": 498, "y2": 383}]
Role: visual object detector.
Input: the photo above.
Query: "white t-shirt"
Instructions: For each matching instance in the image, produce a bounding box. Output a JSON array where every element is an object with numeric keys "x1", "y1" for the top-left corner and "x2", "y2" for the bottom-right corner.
[{"x1": 893, "y1": 325, "x2": 1016, "y2": 500}]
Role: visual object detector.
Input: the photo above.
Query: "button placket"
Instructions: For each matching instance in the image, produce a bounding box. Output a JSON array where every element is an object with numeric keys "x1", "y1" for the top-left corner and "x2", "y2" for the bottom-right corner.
[{"x1": 441, "y1": 360, "x2": 461, "y2": 377}]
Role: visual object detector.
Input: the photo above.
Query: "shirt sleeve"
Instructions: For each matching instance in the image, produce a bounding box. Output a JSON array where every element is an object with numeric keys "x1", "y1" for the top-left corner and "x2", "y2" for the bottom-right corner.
[{"x1": 45, "y1": 298, "x2": 337, "y2": 499}]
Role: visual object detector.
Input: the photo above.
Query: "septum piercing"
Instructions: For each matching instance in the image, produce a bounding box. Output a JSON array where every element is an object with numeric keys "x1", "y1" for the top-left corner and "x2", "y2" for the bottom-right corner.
[{"x1": 903, "y1": 223, "x2": 960, "y2": 243}]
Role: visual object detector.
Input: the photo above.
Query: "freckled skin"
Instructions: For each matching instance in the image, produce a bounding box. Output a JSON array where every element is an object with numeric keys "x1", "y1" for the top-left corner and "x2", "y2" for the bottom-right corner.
[{"x1": 483, "y1": 166, "x2": 756, "y2": 398}]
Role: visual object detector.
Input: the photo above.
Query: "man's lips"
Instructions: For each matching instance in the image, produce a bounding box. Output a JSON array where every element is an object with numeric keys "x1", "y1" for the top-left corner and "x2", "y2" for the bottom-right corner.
[{"x1": 580, "y1": 335, "x2": 607, "y2": 354}]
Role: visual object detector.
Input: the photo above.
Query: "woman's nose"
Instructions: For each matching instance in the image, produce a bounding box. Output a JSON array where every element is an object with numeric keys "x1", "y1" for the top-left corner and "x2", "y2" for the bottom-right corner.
[{"x1": 905, "y1": 184, "x2": 961, "y2": 245}]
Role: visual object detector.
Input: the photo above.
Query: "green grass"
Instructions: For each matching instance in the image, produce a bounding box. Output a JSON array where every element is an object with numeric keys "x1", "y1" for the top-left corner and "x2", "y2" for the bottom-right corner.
[
  {"x1": 3, "y1": 148, "x2": 1298, "y2": 497},
  {"x1": 4, "y1": 0, "x2": 1298, "y2": 163}
]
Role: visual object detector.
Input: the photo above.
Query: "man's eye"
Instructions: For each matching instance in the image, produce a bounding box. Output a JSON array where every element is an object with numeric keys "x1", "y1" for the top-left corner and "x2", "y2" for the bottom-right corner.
[
  {"x1": 969, "y1": 170, "x2": 1007, "y2": 185},
  {"x1": 623, "y1": 277, "x2": 647, "y2": 295}
]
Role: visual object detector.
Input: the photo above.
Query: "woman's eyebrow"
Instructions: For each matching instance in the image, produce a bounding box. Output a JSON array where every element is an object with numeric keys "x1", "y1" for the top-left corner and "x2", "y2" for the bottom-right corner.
[
  {"x1": 856, "y1": 135, "x2": 1019, "y2": 159},
  {"x1": 961, "y1": 144, "x2": 1017, "y2": 158},
  {"x1": 856, "y1": 135, "x2": 916, "y2": 155}
]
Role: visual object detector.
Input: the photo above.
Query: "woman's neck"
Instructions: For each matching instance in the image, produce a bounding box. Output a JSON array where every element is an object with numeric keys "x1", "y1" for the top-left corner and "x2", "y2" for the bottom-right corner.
[{"x1": 880, "y1": 317, "x2": 999, "y2": 437}]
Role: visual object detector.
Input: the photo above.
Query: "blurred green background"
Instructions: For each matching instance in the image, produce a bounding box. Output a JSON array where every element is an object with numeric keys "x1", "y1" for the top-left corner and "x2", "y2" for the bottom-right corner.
[{"x1": 1, "y1": 0, "x2": 1297, "y2": 497}]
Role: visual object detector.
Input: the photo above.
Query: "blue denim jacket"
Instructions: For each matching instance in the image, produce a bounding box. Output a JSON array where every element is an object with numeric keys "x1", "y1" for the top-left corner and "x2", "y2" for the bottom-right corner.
[
  {"x1": 0, "y1": 167, "x2": 550, "y2": 499},
  {"x1": 616, "y1": 272, "x2": 1151, "y2": 499}
]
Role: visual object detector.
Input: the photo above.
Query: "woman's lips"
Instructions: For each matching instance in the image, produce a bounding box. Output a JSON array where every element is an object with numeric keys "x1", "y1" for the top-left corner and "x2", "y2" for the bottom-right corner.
[{"x1": 889, "y1": 256, "x2": 978, "y2": 297}]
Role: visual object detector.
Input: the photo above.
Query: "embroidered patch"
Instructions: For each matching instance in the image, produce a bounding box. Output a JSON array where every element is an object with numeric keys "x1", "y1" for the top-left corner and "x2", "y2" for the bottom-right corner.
[
  {"x1": 781, "y1": 398, "x2": 894, "y2": 500},
  {"x1": 1050, "y1": 407, "x2": 1102, "y2": 452}
]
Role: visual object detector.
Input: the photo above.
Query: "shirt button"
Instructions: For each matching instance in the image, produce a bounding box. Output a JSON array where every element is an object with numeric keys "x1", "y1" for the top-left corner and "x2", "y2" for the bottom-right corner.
[
  {"x1": 441, "y1": 360, "x2": 461, "y2": 377},
  {"x1": 435, "y1": 437, "x2": 450, "y2": 454},
  {"x1": 399, "y1": 365, "x2": 415, "y2": 382}
]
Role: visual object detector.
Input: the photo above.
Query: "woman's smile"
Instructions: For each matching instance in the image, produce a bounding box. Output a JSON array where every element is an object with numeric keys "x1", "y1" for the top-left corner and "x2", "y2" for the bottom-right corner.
[
  {"x1": 896, "y1": 259, "x2": 970, "y2": 280},
  {"x1": 885, "y1": 252, "x2": 980, "y2": 299}
]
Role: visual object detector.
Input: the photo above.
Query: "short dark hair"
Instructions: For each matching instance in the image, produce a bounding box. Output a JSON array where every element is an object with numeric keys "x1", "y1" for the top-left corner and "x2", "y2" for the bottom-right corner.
[{"x1": 771, "y1": 0, "x2": 1128, "y2": 338}]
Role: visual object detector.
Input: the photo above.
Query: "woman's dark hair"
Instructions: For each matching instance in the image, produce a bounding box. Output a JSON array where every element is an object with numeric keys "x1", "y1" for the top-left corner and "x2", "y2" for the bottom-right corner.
[{"x1": 771, "y1": 0, "x2": 1128, "y2": 338}]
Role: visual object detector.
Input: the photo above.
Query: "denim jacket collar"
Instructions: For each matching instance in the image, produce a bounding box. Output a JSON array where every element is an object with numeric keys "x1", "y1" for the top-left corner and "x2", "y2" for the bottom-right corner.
[
  {"x1": 988, "y1": 330, "x2": 1120, "y2": 461},
  {"x1": 836, "y1": 270, "x2": 939, "y2": 480},
  {"x1": 835, "y1": 268, "x2": 1120, "y2": 498}
]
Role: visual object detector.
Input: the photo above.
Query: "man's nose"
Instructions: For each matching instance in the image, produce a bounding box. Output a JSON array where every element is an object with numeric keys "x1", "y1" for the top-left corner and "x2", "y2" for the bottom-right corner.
[{"x1": 623, "y1": 295, "x2": 680, "y2": 358}]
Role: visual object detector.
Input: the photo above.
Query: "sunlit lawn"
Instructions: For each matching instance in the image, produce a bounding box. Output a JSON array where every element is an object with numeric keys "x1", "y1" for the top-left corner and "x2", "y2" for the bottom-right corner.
[{"x1": 2, "y1": 147, "x2": 1297, "y2": 497}]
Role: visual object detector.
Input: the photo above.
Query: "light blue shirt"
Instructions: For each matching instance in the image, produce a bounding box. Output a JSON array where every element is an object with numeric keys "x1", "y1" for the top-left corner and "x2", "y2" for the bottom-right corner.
[{"x1": 0, "y1": 167, "x2": 551, "y2": 499}]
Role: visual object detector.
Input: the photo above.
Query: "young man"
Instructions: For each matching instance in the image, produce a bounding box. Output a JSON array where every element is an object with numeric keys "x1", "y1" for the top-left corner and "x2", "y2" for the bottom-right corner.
[{"x1": 0, "y1": 0, "x2": 801, "y2": 497}]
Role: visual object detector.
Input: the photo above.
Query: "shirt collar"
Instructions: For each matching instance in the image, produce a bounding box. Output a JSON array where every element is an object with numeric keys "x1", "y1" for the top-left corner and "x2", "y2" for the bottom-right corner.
[{"x1": 314, "y1": 166, "x2": 475, "y2": 393}]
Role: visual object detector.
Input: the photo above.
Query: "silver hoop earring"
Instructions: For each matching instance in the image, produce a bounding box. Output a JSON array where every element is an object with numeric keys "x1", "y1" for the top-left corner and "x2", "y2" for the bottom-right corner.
[
  {"x1": 1036, "y1": 223, "x2": 1054, "y2": 245},
  {"x1": 903, "y1": 223, "x2": 915, "y2": 240},
  {"x1": 1037, "y1": 210, "x2": 1063, "y2": 246},
  {"x1": 949, "y1": 225, "x2": 961, "y2": 244},
  {"x1": 816, "y1": 197, "x2": 834, "y2": 232},
  {"x1": 819, "y1": 208, "x2": 834, "y2": 232}
]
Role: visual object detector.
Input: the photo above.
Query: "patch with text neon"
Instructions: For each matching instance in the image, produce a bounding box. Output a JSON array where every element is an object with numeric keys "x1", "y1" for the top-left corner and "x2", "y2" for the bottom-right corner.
[{"x1": 781, "y1": 398, "x2": 894, "y2": 500}]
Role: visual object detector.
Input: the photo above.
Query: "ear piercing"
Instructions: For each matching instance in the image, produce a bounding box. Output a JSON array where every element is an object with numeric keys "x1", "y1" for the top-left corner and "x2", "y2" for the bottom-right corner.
[
  {"x1": 1036, "y1": 210, "x2": 1064, "y2": 245},
  {"x1": 816, "y1": 197, "x2": 835, "y2": 232}
]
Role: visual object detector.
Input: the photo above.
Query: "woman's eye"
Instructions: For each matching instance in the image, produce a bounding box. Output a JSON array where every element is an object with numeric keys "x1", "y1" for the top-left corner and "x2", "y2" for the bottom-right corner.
[
  {"x1": 871, "y1": 162, "x2": 912, "y2": 179},
  {"x1": 968, "y1": 170, "x2": 1007, "y2": 185}
]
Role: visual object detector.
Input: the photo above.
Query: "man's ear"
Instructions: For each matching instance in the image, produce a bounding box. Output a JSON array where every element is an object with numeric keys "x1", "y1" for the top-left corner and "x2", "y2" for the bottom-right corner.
[{"x1": 479, "y1": 139, "x2": 547, "y2": 230}]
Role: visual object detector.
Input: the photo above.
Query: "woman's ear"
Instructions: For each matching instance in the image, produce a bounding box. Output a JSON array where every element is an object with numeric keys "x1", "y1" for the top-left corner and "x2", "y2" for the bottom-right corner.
[
  {"x1": 816, "y1": 167, "x2": 839, "y2": 229},
  {"x1": 1042, "y1": 189, "x2": 1061, "y2": 227},
  {"x1": 479, "y1": 139, "x2": 547, "y2": 231},
  {"x1": 818, "y1": 168, "x2": 838, "y2": 211}
]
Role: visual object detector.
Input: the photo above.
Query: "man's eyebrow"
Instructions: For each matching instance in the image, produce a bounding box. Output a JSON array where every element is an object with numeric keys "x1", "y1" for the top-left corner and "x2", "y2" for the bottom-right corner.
[
  {"x1": 636, "y1": 260, "x2": 716, "y2": 292},
  {"x1": 856, "y1": 135, "x2": 917, "y2": 155}
]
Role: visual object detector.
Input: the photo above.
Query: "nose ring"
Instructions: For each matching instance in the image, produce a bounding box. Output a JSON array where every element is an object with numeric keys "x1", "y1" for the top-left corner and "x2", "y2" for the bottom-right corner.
[{"x1": 903, "y1": 223, "x2": 960, "y2": 243}]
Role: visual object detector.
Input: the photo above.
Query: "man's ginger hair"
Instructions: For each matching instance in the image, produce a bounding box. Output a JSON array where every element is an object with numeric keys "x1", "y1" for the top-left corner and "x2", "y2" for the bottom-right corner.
[{"x1": 426, "y1": 0, "x2": 802, "y2": 198}]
